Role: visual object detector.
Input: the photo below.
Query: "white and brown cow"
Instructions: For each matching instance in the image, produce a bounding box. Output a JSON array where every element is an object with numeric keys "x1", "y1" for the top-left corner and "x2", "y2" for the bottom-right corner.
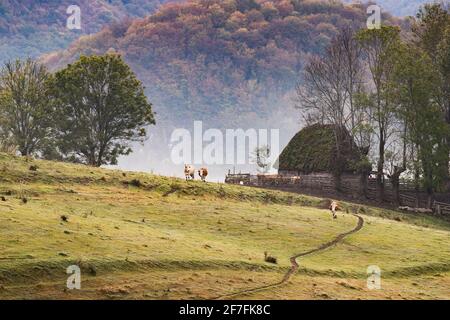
[
  {"x1": 184, "y1": 164, "x2": 195, "y2": 181},
  {"x1": 329, "y1": 200, "x2": 340, "y2": 219},
  {"x1": 198, "y1": 167, "x2": 208, "y2": 182}
]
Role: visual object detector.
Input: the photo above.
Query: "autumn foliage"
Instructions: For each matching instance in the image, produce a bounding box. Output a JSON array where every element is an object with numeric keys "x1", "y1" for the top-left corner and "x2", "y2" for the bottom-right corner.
[{"x1": 44, "y1": 0, "x2": 401, "y2": 128}]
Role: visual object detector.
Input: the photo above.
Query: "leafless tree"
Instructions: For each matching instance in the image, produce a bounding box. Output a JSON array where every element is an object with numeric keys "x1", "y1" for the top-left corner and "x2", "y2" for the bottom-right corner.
[{"x1": 295, "y1": 27, "x2": 372, "y2": 171}]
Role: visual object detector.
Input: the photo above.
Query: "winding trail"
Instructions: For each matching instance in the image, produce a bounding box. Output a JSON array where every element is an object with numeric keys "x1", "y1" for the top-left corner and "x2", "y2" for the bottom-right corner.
[{"x1": 214, "y1": 214, "x2": 365, "y2": 300}]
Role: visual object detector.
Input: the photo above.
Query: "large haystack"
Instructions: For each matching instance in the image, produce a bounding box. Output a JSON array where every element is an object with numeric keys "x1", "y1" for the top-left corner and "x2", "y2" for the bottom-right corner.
[{"x1": 278, "y1": 124, "x2": 363, "y2": 175}]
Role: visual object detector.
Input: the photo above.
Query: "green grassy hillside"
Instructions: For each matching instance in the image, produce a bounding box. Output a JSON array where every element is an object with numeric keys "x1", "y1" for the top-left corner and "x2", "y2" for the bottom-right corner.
[{"x1": 0, "y1": 153, "x2": 449, "y2": 299}]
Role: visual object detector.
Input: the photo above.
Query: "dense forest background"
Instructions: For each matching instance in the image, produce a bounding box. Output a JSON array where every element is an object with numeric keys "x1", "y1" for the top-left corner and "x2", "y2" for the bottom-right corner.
[
  {"x1": 0, "y1": 1, "x2": 430, "y2": 64},
  {"x1": 45, "y1": 0, "x2": 398, "y2": 123}
]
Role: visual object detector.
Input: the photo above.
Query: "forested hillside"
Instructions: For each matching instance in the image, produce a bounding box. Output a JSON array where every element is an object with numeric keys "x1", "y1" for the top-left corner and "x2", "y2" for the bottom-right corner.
[
  {"x1": 0, "y1": 0, "x2": 175, "y2": 63},
  {"x1": 43, "y1": 0, "x2": 401, "y2": 128},
  {"x1": 0, "y1": 0, "x2": 429, "y2": 64}
]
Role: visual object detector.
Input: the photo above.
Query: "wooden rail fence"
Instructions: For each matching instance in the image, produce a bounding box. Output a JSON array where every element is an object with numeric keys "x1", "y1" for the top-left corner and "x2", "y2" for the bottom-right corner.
[{"x1": 225, "y1": 173, "x2": 450, "y2": 216}]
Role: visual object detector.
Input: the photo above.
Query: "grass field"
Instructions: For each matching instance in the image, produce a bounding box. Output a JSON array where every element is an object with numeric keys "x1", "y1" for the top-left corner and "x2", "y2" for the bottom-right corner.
[{"x1": 0, "y1": 153, "x2": 449, "y2": 300}]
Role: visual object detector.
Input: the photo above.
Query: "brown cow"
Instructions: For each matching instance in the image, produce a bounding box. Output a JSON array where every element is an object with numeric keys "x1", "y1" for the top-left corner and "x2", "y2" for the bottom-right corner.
[{"x1": 198, "y1": 167, "x2": 208, "y2": 182}]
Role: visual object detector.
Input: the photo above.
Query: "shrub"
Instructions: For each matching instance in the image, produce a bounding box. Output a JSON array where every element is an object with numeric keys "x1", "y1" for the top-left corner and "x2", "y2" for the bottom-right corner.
[
  {"x1": 129, "y1": 179, "x2": 142, "y2": 187},
  {"x1": 264, "y1": 251, "x2": 278, "y2": 264}
]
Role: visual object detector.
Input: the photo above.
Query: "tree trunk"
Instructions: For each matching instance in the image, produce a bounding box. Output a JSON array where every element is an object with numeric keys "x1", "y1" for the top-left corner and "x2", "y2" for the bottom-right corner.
[
  {"x1": 87, "y1": 152, "x2": 97, "y2": 167},
  {"x1": 19, "y1": 148, "x2": 27, "y2": 157},
  {"x1": 19, "y1": 144, "x2": 30, "y2": 157},
  {"x1": 446, "y1": 134, "x2": 450, "y2": 192},
  {"x1": 389, "y1": 166, "x2": 405, "y2": 207},
  {"x1": 392, "y1": 178, "x2": 400, "y2": 206},
  {"x1": 445, "y1": 94, "x2": 450, "y2": 192},
  {"x1": 377, "y1": 131, "x2": 385, "y2": 202},
  {"x1": 426, "y1": 169, "x2": 434, "y2": 209},
  {"x1": 360, "y1": 173, "x2": 368, "y2": 198},
  {"x1": 427, "y1": 190, "x2": 433, "y2": 209},
  {"x1": 334, "y1": 173, "x2": 342, "y2": 193},
  {"x1": 333, "y1": 127, "x2": 345, "y2": 193},
  {"x1": 96, "y1": 150, "x2": 104, "y2": 167}
]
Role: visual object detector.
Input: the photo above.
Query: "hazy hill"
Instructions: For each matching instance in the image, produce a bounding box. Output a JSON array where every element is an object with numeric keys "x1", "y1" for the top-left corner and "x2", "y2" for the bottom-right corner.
[
  {"x1": 43, "y1": 0, "x2": 403, "y2": 128},
  {"x1": 0, "y1": 0, "x2": 176, "y2": 63}
]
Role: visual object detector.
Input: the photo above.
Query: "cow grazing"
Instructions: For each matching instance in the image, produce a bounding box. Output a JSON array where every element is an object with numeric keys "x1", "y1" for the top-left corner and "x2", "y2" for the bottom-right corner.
[
  {"x1": 198, "y1": 167, "x2": 208, "y2": 182},
  {"x1": 330, "y1": 200, "x2": 340, "y2": 219},
  {"x1": 184, "y1": 164, "x2": 195, "y2": 181}
]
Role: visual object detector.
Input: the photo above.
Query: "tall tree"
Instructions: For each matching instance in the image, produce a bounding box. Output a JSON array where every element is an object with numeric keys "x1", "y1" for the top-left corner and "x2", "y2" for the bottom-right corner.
[
  {"x1": 296, "y1": 35, "x2": 349, "y2": 188},
  {"x1": 356, "y1": 26, "x2": 401, "y2": 202},
  {"x1": 49, "y1": 54, "x2": 155, "y2": 166},
  {"x1": 0, "y1": 59, "x2": 52, "y2": 156},
  {"x1": 392, "y1": 44, "x2": 449, "y2": 207},
  {"x1": 412, "y1": 3, "x2": 450, "y2": 188},
  {"x1": 296, "y1": 27, "x2": 370, "y2": 190},
  {"x1": 339, "y1": 26, "x2": 373, "y2": 157}
]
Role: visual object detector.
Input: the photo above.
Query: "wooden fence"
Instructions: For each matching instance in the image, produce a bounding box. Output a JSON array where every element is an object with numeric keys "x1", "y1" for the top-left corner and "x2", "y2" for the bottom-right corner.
[
  {"x1": 257, "y1": 175, "x2": 301, "y2": 186},
  {"x1": 224, "y1": 173, "x2": 253, "y2": 185},
  {"x1": 434, "y1": 201, "x2": 450, "y2": 215},
  {"x1": 399, "y1": 194, "x2": 419, "y2": 208},
  {"x1": 225, "y1": 173, "x2": 450, "y2": 216}
]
